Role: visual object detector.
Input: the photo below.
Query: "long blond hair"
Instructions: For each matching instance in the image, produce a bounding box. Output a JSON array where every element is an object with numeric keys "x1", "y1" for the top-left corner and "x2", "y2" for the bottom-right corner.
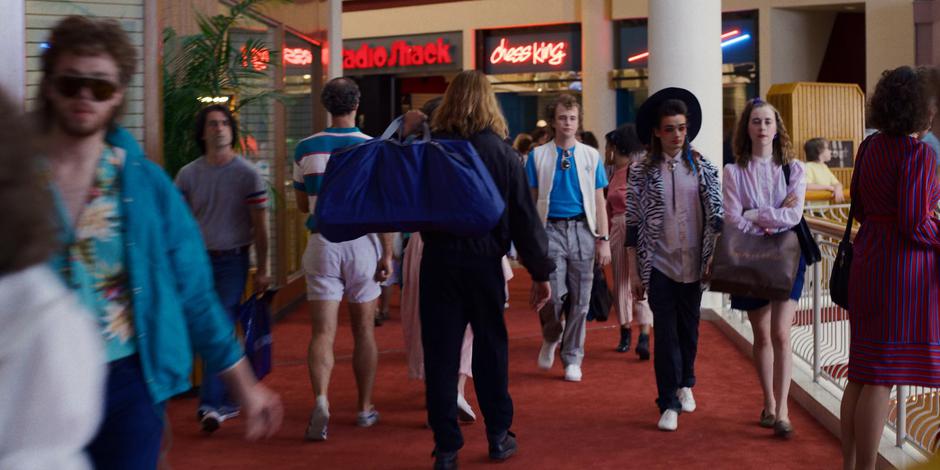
[{"x1": 431, "y1": 70, "x2": 509, "y2": 139}]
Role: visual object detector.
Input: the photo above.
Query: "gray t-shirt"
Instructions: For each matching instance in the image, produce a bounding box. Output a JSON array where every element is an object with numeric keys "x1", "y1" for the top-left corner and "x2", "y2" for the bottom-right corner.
[{"x1": 175, "y1": 156, "x2": 268, "y2": 250}]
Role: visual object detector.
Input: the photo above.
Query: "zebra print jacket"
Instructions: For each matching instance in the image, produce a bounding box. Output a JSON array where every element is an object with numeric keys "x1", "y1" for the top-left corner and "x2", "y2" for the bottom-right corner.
[{"x1": 624, "y1": 152, "x2": 724, "y2": 289}]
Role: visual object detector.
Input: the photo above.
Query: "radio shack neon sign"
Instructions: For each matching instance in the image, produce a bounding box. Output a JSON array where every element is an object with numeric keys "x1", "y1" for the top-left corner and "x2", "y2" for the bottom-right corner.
[
  {"x1": 343, "y1": 37, "x2": 454, "y2": 70},
  {"x1": 488, "y1": 37, "x2": 568, "y2": 67}
]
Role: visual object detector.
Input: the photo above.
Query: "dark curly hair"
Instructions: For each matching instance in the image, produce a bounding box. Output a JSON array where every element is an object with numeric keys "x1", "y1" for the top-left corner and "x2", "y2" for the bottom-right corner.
[
  {"x1": 38, "y1": 16, "x2": 137, "y2": 129},
  {"x1": 0, "y1": 90, "x2": 58, "y2": 276},
  {"x1": 868, "y1": 66, "x2": 934, "y2": 136},
  {"x1": 321, "y1": 78, "x2": 360, "y2": 116},
  {"x1": 194, "y1": 105, "x2": 238, "y2": 155},
  {"x1": 607, "y1": 124, "x2": 645, "y2": 156}
]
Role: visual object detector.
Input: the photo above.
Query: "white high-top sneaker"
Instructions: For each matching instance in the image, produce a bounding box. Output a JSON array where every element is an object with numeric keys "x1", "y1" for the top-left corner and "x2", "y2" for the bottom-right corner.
[
  {"x1": 537, "y1": 340, "x2": 559, "y2": 370},
  {"x1": 658, "y1": 409, "x2": 679, "y2": 431},
  {"x1": 678, "y1": 387, "x2": 696, "y2": 413}
]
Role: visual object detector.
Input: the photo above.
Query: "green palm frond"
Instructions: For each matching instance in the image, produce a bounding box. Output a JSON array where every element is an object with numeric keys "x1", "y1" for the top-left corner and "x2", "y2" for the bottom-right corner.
[{"x1": 162, "y1": 0, "x2": 290, "y2": 177}]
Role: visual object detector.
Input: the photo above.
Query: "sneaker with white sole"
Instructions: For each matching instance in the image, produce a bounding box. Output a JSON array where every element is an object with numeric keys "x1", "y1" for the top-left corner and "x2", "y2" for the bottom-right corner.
[
  {"x1": 658, "y1": 409, "x2": 679, "y2": 431},
  {"x1": 356, "y1": 408, "x2": 380, "y2": 428},
  {"x1": 304, "y1": 404, "x2": 330, "y2": 441},
  {"x1": 538, "y1": 340, "x2": 558, "y2": 370},
  {"x1": 200, "y1": 410, "x2": 222, "y2": 433},
  {"x1": 456, "y1": 394, "x2": 476, "y2": 422},
  {"x1": 678, "y1": 387, "x2": 696, "y2": 413},
  {"x1": 563, "y1": 364, "x2": 582, "y2": 382}
]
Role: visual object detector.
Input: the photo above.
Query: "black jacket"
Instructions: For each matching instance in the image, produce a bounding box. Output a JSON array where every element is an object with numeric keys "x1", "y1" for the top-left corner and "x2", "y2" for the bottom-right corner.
[{"x1": 422, "y1": 129, "x2": 555, "y2": 282}]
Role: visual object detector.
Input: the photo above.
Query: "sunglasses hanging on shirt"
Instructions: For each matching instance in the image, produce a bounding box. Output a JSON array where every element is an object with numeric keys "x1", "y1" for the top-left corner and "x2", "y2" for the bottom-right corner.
[
  {"x1": 560, "y1": 149, "x2": 572, "y2": 171},
  {"x1": 52, "y1": 75, "x2": 119, "y2": 101}
]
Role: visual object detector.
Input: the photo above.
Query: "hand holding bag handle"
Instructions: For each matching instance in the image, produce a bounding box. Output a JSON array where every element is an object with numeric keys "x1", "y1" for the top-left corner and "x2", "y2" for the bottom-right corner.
[{"x1": 828, "y1": 135, "x2": 873, "y2": 309}]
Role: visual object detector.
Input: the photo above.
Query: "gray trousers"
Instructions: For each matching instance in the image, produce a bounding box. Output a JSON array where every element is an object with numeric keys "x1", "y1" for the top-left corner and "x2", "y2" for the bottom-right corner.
[{"x1": 538, "y1": 219, "x2": 595, "y2": 367}]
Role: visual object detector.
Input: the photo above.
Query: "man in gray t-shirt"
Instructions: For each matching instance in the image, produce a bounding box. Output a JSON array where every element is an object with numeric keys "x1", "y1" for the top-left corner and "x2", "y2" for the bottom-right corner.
[{"x1": 175, "y1": 105, "x2": 271, "y2": 433}]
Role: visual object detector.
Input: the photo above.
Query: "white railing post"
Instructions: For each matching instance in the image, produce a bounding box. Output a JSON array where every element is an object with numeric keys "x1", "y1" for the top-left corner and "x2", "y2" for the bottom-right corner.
[
  {"x1": 896, "y1": 385, "x2": 908, "y2": 447},
  {"x1": 812, "y1": 234, "x2": 822, "y2": 382}
]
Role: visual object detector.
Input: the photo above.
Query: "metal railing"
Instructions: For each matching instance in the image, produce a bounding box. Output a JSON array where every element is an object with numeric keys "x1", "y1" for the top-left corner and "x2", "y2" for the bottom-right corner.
[{"x1": 719, "y1": 205, "x2": 937, "y2": 456}]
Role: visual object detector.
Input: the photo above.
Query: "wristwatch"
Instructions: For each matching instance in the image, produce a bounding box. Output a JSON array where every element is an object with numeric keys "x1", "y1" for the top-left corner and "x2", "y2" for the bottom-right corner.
[{"x1": 596, "y1": 235, "x2": 610, "y2": 242}]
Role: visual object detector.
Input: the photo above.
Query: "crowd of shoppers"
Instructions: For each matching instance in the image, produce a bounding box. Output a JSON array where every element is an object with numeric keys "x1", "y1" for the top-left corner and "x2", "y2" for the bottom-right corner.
[{"x1": 7, "y1": 13, "x2": 940, "y2": 470}]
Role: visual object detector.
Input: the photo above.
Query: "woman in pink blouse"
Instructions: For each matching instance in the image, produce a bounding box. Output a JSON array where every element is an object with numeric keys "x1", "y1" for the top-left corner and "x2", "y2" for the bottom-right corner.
[
  {"x1": 724, "y1": 99, "x2": 806, "y2": 438},
  {"x1": 605, "y1": 125, "x2": 653, "y2": 358}
]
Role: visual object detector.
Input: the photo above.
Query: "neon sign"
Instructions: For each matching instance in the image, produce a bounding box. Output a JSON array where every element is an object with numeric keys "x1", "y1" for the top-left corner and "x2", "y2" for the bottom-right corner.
[
  {"x1": 628, "y1": 29, "x2": 750, "y2": 63},
  {"x1": 241, "y1": 46, "x2": 270, "y2": 71},
  {"x1": 343, "y1": 37, "x2": 454, "y2": 70},
  {"x1": 283, "y1": 47, "x2": 313, "y2": 66},
  {"x1": 488, "y1": 37, "x2": 568, "y2": 66}
]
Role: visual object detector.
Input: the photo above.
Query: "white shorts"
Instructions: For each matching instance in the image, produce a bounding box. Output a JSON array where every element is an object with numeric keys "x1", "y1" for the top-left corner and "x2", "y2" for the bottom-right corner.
[{"x1": 303, "y1": 233, "x2": 382, "y2": 303}]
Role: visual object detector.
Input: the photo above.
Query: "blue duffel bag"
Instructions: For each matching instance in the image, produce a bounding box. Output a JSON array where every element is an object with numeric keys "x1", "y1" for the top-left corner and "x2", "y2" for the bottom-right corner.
[{"x1": 316, "y1": 118, "x2": 506, "y2": 243}]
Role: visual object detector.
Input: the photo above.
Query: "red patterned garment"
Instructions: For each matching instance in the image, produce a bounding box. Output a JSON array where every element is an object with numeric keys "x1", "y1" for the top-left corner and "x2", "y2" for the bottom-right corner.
[{"x1": 848, "y1": 133, "x2": 940, "y2": 386}]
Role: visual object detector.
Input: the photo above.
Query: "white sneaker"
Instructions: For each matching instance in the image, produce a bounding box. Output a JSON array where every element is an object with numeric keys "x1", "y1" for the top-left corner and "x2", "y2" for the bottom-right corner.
[
  {"x1": 538, "y1": 340, "x2": 559, "y2": 370},
  {"x1": 304, "y1": 404, "x2": 330, "y2": 441},
  {"x1": 563, "y1": 364, "x2": 582, "y2": 382},
  {"x1": 658, "y1": 409, "x2": 679, "y2": 431},
  {"x1": 678, "y1": 387, "x2": 696, "y2": 413},
  {"x1": 356, "y1": 408, "x2": 380, "y2": 428},
  {"x1": 456, "y1": 394, "x2": 476, "y2": 422}
]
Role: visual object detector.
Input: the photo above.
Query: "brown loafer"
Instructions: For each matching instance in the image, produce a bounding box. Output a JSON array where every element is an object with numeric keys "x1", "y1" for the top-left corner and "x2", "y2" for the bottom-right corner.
[
  {"x1": 759, "y1": 409, "x2": 775, "y2": 428},
  {"x1": 774, "y1": 419, "x2": 794, "y2": 439}
]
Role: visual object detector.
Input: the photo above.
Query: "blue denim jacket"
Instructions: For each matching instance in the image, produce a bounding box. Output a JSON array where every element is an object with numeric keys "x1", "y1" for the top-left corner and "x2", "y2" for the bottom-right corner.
[{"x1": 51, "y1": 127, "x2": 243, "y2": 404}]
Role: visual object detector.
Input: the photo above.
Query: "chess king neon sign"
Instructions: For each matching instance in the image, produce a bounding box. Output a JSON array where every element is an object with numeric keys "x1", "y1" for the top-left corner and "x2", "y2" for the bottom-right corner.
[{"x1": 488, "y1": 37, "x2": 568, "y2": 66}]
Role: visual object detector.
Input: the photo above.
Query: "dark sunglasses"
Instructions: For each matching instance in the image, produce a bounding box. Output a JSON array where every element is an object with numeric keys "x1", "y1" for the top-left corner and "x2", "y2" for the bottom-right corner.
[
  {"x1": 561, "y1": 150, "x2": 571, "y2": 171},
  {"x1": 52, "y1": 75, "x2": 119, "y2": 101}
]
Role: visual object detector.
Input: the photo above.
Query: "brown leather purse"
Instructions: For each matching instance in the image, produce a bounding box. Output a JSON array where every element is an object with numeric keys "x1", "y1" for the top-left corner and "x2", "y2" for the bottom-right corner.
[{"x1": 709, "y1": 225, "x2": 801, "y2": 300}]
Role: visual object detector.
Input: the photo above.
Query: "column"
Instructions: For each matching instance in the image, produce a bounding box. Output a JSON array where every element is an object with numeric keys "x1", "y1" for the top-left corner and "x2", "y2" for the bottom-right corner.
[
  {"x1": 0, "y1": 2, "x2": 25, "y2": 109},
  {"x1": 328, "y1": 0, "x2": 343, "y2": 79},
  {"x1": 580, "y1": 0, "x2": 616, "y2": 136},
  {"x1": 648, "y1": 0, "x2": 722, "y2": 309}
]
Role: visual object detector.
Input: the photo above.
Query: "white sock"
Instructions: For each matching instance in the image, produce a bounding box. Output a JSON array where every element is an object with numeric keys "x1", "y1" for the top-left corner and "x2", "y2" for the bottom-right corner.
[{"x1": 316, "y1": 395, "x2": 329, "y2": 410}]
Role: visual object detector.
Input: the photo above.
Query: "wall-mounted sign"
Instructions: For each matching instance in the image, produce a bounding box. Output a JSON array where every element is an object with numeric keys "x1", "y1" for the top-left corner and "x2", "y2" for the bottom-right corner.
[
  {"x1": 343, "y1": 32, "x2": 463, "y2": 76},
  {"x1": 284, "y1": 47, "x2": 314, "y2": 66},
  {"x1": 478, "y1": 24, "x2": 581, "y2": 75}
]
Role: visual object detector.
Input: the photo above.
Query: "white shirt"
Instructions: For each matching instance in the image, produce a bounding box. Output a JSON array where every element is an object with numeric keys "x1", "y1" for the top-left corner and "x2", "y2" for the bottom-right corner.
[{"x1": 0, "y1": 266, "x2": 104, "y2": 470}]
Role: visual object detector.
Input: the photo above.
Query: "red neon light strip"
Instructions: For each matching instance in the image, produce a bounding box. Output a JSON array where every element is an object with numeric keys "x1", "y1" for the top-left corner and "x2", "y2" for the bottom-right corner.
[{"x1": 627, "y1": 29, "x2": 741, "y2": 63}]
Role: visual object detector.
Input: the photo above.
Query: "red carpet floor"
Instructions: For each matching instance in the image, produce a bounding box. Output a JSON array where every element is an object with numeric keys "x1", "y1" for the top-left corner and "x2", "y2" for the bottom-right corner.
[{"x1": 166, "y1": 271, "x2": 841, "y2": 469}]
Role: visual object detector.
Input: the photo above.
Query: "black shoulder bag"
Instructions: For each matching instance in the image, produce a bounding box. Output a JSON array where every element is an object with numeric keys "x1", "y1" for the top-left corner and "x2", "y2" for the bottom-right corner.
[
  {"x1": 783, "y1": 164, "x2": 822, "y2": 265},
  {"x1": 829, "y1": 135, "x2": 872, "y2": 309}
]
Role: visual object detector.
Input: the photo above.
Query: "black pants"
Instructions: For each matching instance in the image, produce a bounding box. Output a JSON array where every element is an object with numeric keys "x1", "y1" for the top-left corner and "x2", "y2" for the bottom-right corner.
[
  {"x1": 420, "y1": 254, "x2": 512, "y2": 453},
  {"x1": 648, "y1": 268, "x2": 702, "y2": 413}
]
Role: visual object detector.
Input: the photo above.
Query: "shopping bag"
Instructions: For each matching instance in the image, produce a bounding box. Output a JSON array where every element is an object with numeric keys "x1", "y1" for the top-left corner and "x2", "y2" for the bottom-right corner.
[
  {"x1": 238, "y1": 290, "x2": 275, "y2": 380},
  {"x1": 316, "y1": 119, "x2": 506, "y2": 242},
  {"x1": 588, "y1": 264, "x2": 612, "y2": 322}
]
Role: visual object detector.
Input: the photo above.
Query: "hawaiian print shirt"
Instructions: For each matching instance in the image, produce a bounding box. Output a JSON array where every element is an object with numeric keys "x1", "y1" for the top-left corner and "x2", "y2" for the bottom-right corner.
[{"x1": 61, "y1": 146, "x2": 137, "y2": 361}]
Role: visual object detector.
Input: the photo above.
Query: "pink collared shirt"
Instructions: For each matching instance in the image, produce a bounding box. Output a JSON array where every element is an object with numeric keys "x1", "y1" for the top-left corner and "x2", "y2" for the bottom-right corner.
[{"x1": 723, "y1": 155, "x2": 806, "y2": 235}]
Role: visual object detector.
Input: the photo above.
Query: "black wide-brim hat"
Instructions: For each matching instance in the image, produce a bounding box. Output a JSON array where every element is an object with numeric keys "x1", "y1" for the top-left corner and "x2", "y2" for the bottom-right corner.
[{"x1": 636, "y1": 87, "x2": 702, "y2": 146}]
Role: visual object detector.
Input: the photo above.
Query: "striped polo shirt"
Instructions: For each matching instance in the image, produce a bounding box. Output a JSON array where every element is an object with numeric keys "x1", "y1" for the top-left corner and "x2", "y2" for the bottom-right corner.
[{"x1": 293, "y1": 127, "x2": 370, "y2": 232}]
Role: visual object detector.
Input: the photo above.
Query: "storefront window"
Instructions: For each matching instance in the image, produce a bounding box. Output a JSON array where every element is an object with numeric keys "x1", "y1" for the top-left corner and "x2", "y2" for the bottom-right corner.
[{"x1": 612, "y1": 10, "x2": 759, "y2": 146}]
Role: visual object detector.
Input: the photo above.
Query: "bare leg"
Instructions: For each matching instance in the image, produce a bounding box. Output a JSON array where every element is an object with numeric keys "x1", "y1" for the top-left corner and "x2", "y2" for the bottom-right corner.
[
  {"x1": 457, "y1": 374, "x2": 468, "y2": 397},
  {"x1": 640, "y1": 324, "x2": 651, "y2": 335},
  {"x1": 840, "y1": 380, "x2": 863, "y2": 470},
  {"x1": 747, "y1": 306, "x2": 775, "y2": 413},
  {"x1": 349, "y1": 299, "x2": 379, "y2": 412},
  {"x1": 770, "y1": 300, "x2": 797, "y2": 422},
  {"x1": 307, "y1": 300, "x2": 341, "y2": 400},
  {"x1": 854, "y1": 384, "x2": 892, "y2": 470}
]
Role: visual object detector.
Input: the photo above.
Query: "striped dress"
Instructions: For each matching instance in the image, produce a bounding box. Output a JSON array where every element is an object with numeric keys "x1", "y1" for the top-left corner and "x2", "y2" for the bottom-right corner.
[{"x1": 848, "y1": 133, "x2": 940, "y2": 386}]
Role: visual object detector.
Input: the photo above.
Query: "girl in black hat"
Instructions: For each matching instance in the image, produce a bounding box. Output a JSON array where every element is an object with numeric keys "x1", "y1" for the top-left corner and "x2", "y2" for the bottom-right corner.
[{"x1": 625, "y1": 88, "x2": 724, "y2": 432}]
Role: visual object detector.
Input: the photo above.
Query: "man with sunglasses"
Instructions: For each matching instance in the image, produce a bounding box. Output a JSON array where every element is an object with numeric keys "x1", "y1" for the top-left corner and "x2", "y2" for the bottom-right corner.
[
  {"x1": 525, "y1": 94, "x2": 610, "y2": 383},
  {"x1": 40, "y1": 16, "x2": 282, "y2": 469}
]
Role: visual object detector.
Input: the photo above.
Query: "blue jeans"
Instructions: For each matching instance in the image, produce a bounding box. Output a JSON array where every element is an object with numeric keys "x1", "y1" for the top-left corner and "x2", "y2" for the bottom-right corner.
[
  {"x1": 88, "y1": 356, "x2": 166, "y2": 470},
  {"x1": 199, "y1": 250, "x2": 249, "y2": 414}
]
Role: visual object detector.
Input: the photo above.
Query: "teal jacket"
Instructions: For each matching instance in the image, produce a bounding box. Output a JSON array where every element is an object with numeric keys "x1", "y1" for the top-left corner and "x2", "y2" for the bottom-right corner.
[{"x1": 51, "y1": 127, "x2": 243, "y2": 404}]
